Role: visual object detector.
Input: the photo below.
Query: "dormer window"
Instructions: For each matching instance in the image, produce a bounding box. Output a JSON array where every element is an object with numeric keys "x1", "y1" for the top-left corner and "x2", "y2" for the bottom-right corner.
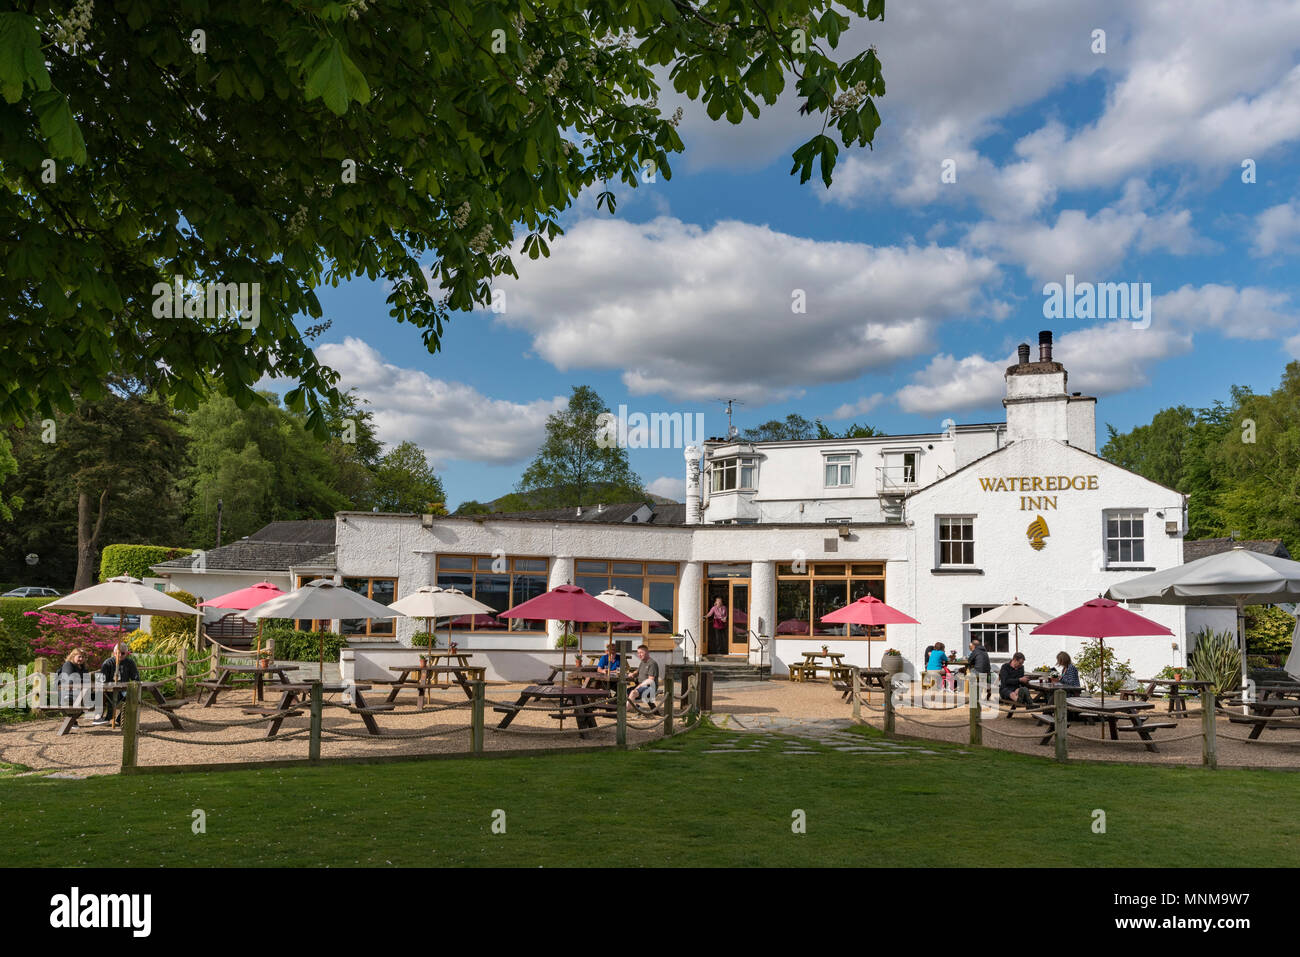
[{"x1": 711, "y1": 456, "x2": 757, "y2": 492}]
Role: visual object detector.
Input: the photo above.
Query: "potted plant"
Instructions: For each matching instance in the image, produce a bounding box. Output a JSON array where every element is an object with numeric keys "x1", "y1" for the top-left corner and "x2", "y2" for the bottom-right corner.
[
  {"x1": 820, "y1": 643, "x2": 829, "y2": 654},
  {"x1": 881, "y1": 648, "x2": 904, "y2": 674}
]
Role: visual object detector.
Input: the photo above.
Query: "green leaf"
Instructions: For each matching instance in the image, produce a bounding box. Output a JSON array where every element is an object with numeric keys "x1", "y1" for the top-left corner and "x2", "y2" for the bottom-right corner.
[
  {"x1": 0, "y1": 13, "x2": 51, "y2": 104},
  {"x1": 31, "y1": 91, "x2": 86, "y2": 164},
  {"x1": 867, "y1": 0, "x2": 886, "y2": 19},
  {"x1": 303, "y1": 38, "x2": 371, "y2": 116}
]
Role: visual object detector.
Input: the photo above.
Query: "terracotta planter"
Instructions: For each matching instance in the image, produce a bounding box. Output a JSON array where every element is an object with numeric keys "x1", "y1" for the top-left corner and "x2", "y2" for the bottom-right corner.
[{"x1": 881, "y1": 653, "x2": 904, "y2": 675}]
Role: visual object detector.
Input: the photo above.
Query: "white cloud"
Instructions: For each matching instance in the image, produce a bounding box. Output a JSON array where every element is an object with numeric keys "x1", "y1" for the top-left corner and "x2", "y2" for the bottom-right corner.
[
  {"x1": 646, "y1": 475, "x2": 685, "y2": 502},
  {"x1": 314, "y1": 338, "x2": 566, "y2": 467},
  {"x1": 1252, "y1": 200, "x2": 1300, "y2": 257},
  {"x1": 896, "y1": 353, "x2": 1009, "y2": 416},
  {"x1": 491, "y1": 216, "x2": 1002, "y2": 402},
  {"x1": 830, "y1": 393, "x2": 886, "y2": 420},
  {"x1": 1154, "y1": 283, "x2": 1299, "y2": 340}
]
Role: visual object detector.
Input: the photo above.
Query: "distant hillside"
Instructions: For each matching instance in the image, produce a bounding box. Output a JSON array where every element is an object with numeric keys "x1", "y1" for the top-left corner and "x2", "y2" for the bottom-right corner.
[{"x1": 483, "y1": 482, "x2": 678, "y2": 511}]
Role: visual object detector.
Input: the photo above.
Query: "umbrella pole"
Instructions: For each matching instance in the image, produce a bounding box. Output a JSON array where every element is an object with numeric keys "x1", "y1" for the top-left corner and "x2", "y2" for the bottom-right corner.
[
  {"x1": 427, "y1": 617, "x2": 433, "y2": 654},
  {"x1": 1238, "y1": 597, "x2": 1248, "y2": 715}
]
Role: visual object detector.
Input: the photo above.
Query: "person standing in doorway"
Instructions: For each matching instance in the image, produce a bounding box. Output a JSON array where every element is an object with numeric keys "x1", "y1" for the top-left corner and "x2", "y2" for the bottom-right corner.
[{"x1": 705, "y1": 597, "x2": 728, "y2": 655}]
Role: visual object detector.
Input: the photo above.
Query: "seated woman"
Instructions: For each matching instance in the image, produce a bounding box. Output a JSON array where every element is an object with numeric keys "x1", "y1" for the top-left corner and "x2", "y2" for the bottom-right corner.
[
  {"x1": 56, "y1": 648, "x2": 90, "y2": 707},
  {"x1": 1052, "y1": 651, "x2": 1082, "y2": 692}
]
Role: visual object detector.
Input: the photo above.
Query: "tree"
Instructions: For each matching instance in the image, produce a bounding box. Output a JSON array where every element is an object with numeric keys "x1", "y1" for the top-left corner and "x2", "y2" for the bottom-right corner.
[
  {"x1": 743, "y1": 413, "x2": 816, "y2": 441},
  {"x1": 453, "y1": 500, "x2": 493, "y2": 516},
  {"x1": 179, "y1": 391, "x2": 350, "y2": 546},
  {"x1": 815, "y1": 418, "x2": 881, "y2": 439},
  {"x1": 1, "y1": 1, "x2": 888, "y2": 431},
  {"x1": 3, "y1": 391, "x2": 189, "y2": 590},
  {"x1": 0, "y1": 434, "x2": 18, "y2": 521},
  {"x1": 517, "y1": 386, "x2": 644, "y2": 507},
  {"x1": 369, "y1": 441, "x2": 446, "y2": 513},
  {"x1": 321, "y1": 390, "x2": 381, "y2": 507}
]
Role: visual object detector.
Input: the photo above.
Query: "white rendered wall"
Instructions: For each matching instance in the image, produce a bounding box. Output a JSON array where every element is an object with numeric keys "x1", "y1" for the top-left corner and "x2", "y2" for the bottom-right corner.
[{"x1": 903, "y1": 438, "x2": 1188, "y2": 679}]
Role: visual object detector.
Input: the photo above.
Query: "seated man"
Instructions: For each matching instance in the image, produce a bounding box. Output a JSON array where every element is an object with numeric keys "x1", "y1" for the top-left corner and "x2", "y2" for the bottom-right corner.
[
  {"x1": 998, "y1": 652, "x2": 1034, "y2": 709},
  {"x1": 94, "y1": 641, "x2": 141, "y2": 728},
  {"x1": 596, "y1": 643, "x2": 621, "y2": 676},
  {"x1": 964, "y1": 637, "x2": 992, "y2": 700},
  {"x1": 627, "y1": 644, "x2": 659, "y2": 708}
]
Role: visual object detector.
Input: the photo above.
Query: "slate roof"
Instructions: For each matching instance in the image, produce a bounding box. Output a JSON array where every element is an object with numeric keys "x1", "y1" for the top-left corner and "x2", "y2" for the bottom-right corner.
[
  {"x1": 152, "y1": 520, "x2": 337, "y2": 573},
  {"x1": 1183, "y1": 538, "x2": 1291, "y2": 562}
]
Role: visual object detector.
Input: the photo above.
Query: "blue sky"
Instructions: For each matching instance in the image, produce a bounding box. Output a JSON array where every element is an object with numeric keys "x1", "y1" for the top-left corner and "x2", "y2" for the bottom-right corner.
[{"x1": 295, "y1": 1, "x2": 1300, "y2": 509}]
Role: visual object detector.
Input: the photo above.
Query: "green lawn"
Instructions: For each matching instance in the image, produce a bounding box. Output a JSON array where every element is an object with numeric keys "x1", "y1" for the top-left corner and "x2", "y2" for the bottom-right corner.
[{"x1": 1, "y1": 722, "x2": 1296, "y2": 867}]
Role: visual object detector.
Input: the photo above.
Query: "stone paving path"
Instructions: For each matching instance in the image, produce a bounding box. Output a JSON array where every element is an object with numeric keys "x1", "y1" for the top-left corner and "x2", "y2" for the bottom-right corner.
[{"x1": 652, "y1": 713, "x2": 967, "y2": 757}]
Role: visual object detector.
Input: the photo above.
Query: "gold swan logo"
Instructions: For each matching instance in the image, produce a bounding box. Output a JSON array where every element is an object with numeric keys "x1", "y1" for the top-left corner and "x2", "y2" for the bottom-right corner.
[{"x1": 1026, "y1": 515, "x2": 1049, "y2": 550}]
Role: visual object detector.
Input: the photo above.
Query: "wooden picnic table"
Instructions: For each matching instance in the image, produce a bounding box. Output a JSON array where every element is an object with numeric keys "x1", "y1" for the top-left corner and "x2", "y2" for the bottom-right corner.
[
  {"x1": 419, "y1": 651, "x2": 473, "y2": 667},
  {"x1": 200, "y1": 664, "x2": 297, "y2": 707},
  {"x1": 55, "y1": 680, "x2": 185, "y2": 736},
  {"x1": 801, "y1": 651, "x2": 845, "y2": 663},
  {"x1": 1222, "y1": 696, "x2": 1300, "y2": 740},
  {"x1": 538, "y1": 662, "x2": 599, "y2": 685},
  {"x1": 494, "y1": 684, "x2": 611, "y2": 735},
  {"x1": 1125, "y1": 677, "x2": 1213, "y2": 714},
  {"x1": 381, "y1": 663, "x2": 485, "y2": 706},
  {"x1": 1024, "y1": 677, "x2": 1084, "y2": 702},
  {"x1": 1035, "y1": 697, "x2": 1172, "y2": 752},
  {"x1": 836, "y1": 667, "x2": 891, "y2": 700},
  {"x1": 247, "y1": 682, "x2": 380, "y2": 737}
]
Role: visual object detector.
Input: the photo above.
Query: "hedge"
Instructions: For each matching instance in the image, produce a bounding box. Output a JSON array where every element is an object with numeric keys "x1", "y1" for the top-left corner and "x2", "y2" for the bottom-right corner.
[
  {"x1": 259, "y1": 627, "x2": 347, "y2": 663},
  {"x1": 98, "y1": 544, "x2": 194, "y2": 582},
  {"x1": 149, "y1": 590, "x2": 197, "y2": 654},
  {"x1": 0, "y1": 597, "x2": 60, "y2": 669}
]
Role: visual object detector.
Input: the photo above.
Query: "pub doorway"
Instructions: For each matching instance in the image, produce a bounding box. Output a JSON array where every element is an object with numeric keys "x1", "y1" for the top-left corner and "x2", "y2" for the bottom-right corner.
[{"x1": 703, "y1": 569, "x2": 750, "y2": 656}]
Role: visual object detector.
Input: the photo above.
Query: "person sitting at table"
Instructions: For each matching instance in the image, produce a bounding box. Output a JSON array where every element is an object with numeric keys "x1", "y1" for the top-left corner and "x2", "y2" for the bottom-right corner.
[
  {"x1": 56, "y1": 648, "x2": 90, "y2": 707},
  {"x1": 627, "y1": 644, "x2": 660, "y2": 708},
  {"x1": 925, "y1": 641, "x2": 954, "y2": 691},
  {"x1": 1052, "y1": 651, "x2": 1081, "y2": 691},
  {"x1": 964, "y1": 637, "x2": 992, "y2": 700},
  {"x1": 998, "y1": 652, "x2": 1034, "y2": 710},
  {"x1": 596, "y1": 643, "x2": 621, "y2": 676},
  {"x1": 94, "y1": 641, "x2": 140, "y2": 728}
]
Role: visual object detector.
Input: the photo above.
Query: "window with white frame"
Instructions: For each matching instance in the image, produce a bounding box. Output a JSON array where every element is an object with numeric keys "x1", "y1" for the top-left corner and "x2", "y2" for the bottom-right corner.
[
  {"x1": 937, "y1": 516, "x2": 975, "y2": 566},
  {"x1": 965, "y1": 605, "x2": 1010, "y2": 654},
  {"x1": 710, "y1": 456, "x2": 757, "y2": 492},
  {"x1": 824, "y1": 453, "x2": 853, "y2": 488},
  {"x1": 1105, "y1": 510, "x2": 1145, "y2": 564}
]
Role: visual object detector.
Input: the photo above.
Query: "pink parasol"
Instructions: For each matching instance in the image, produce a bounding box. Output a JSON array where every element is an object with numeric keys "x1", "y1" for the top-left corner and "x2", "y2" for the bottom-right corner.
[
  {"x1": 499, "y1": 585, "x2": 636, "y2": 730},
  {"x1": 820, "y1": 595, "x2": 920, "y2": 667},
  {"x1": 198, "y1": 582, "x2": 285, "y2": 610},
  {"x1": 1031, "y1": 597, "x2": 1172, "y2": 703},
  {"x1": 197, "y1": 581, "x2": 285, "y2": 658}
]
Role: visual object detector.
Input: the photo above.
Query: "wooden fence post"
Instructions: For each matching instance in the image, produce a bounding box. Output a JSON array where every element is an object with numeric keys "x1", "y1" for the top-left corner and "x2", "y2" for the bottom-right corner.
[
  {"x1": 120, "y1": 681, "x2": 141, "y2": 771},
  {"x1": 1054, "y1": 688, "x2": 1068, "y2": 763},
  {"x1": 1201, "y1": 687, "x2": 1217, "y2": 770},
  {"x1": 176, "y1": 646, "x2": 187, "y2": 699},
  {"x1": 471, "y1": 680, "x2": 485, "y2": 755},
  {"x1": 664, "y1": 674, "x2": 675, "y2": 736},
  {"x1": 31, "y1": 657, "x2": 47, "y2": 709},
  {"x1": 851, "y1": 666, "x2": 861, "y2": 721},
  {"x1": 883, "y1": 675, "x2": 896, "y2": 736},
  {"x1": 209, "y1": 644, "x2": 220, "y2": 681},
  {"x1": 969, "y1": 679, "x2": 982, "y2": 745},
  {"x1": 308, "y1": 682, "x2": 322, "y2": 762},
  {"x1": 687, "y1": 673, "x2": 698, "y2": 724}
]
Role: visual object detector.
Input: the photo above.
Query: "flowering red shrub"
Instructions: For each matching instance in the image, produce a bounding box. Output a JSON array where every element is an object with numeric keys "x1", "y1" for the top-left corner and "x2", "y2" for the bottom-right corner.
[{"x1": 24, "y1": 610, "x2": 125, "y2": 669}]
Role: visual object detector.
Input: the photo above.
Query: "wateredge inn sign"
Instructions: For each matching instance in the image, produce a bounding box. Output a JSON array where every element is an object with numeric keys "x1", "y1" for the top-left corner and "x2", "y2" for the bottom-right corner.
[{"x1": 978, "y1": 474, "x2": 1099, "y2": 512}]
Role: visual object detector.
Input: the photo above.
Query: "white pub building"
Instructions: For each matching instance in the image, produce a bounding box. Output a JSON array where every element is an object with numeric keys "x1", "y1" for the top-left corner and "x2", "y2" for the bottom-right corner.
[{"x1": 159, "y1": 331, "x2": 1230, "y2": 683}]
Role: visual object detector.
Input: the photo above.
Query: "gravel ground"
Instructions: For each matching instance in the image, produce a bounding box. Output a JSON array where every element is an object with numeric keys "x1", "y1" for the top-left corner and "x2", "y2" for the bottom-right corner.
[
  {"x1": 5, "y1": 677, "x2": 1299, "y2": 775},
  {"x1": 710, "y1": 680, "x2": 1300, "y2": 769},
  {"x1": 0, "y1": 682, "x2": 664, "y2": 777}
]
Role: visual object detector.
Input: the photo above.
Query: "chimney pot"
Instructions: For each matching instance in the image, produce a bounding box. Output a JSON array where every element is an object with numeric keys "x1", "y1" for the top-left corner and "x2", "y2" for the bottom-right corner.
[
  {"x1": 1017, "y1": 343, "x2": 1031, "y2": 364},
  {"x1": 1038, "y1": 330, "x2": 1053, "y2": 362}
]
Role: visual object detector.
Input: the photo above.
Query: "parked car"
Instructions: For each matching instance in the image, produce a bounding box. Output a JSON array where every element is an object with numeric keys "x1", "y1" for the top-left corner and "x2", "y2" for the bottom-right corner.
[
  {"x1": 2, "y1": 586, "x2": 62, "y2": 598},
  {"x1": 92, "y1": 613, "x2": 141, "y2": 631}
]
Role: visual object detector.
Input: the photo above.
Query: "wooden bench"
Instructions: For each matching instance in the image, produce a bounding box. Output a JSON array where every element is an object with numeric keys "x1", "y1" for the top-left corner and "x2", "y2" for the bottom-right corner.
[
  {"x1": 1227, "y1": 713, "x2": 1300, "y2": 740},
  {"x1": 788, "y1": 663, "x2": 812, "y2": 682}
]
